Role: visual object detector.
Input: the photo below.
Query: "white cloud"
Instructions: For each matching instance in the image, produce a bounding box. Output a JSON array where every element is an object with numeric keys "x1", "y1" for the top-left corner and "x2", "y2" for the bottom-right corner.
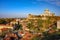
[
  {"x1": 32, "y1": 1, "x2": 37, "y2": 4},
  {"x1": 35, "y1": 0, "x2": 60, "y2": 6}
]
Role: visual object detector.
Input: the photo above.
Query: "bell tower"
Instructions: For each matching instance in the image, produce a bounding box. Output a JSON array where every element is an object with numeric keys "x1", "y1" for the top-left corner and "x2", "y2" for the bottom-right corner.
[{"x1": 44, "y1": 9, "x2": 50, "y2": 14}]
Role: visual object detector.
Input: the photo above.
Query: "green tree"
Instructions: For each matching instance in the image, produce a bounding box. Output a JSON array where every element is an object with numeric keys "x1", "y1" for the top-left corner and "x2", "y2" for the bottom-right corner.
[{"x1": 13, "y1": 22, "x2": 22, "y2": 31}]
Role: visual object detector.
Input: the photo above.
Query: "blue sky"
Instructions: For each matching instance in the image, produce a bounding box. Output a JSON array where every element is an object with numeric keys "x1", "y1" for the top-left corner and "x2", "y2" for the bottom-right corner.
[{"x1": 0, "y1": 0, "x2": 60, "y2": 18}]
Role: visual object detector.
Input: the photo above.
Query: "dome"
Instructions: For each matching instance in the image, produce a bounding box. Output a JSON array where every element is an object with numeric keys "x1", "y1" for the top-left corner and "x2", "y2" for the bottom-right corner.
[{"x1": 45, "y1": 9, "x2": 49, "y2": 11}]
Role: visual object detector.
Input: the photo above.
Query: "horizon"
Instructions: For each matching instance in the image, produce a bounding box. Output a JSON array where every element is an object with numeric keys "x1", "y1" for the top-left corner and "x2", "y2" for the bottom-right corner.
[{"x1": 0, "y1": 0, "x2": 60, "y2": 18}]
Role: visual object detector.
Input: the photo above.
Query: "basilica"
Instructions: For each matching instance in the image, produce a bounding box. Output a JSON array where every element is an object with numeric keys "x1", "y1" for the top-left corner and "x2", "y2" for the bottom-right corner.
[{"x1": 27, "y1": 9, "x2": 55, "y2": 20}]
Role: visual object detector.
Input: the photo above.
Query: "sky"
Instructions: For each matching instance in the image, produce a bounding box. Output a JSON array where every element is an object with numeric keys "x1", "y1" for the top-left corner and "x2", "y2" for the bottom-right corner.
[{"x1": 0, "y1": 0, "x2": 60, "y2": 18}]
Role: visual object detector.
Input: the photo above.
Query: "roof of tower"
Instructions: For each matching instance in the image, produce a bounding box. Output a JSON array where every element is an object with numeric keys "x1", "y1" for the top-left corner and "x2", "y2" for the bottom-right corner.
[{"x1": 44, "y1": 9, "x2": 49, "y2": 11}]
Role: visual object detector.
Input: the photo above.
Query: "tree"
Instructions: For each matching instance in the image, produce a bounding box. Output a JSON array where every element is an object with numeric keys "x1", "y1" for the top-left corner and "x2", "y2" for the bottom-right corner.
[
  {"x1": 0, "y1": 19, "x2": 7, "y2": 24},
  {"x1": 13, "y1": 22, "x2": 22, "y2": 31}
]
